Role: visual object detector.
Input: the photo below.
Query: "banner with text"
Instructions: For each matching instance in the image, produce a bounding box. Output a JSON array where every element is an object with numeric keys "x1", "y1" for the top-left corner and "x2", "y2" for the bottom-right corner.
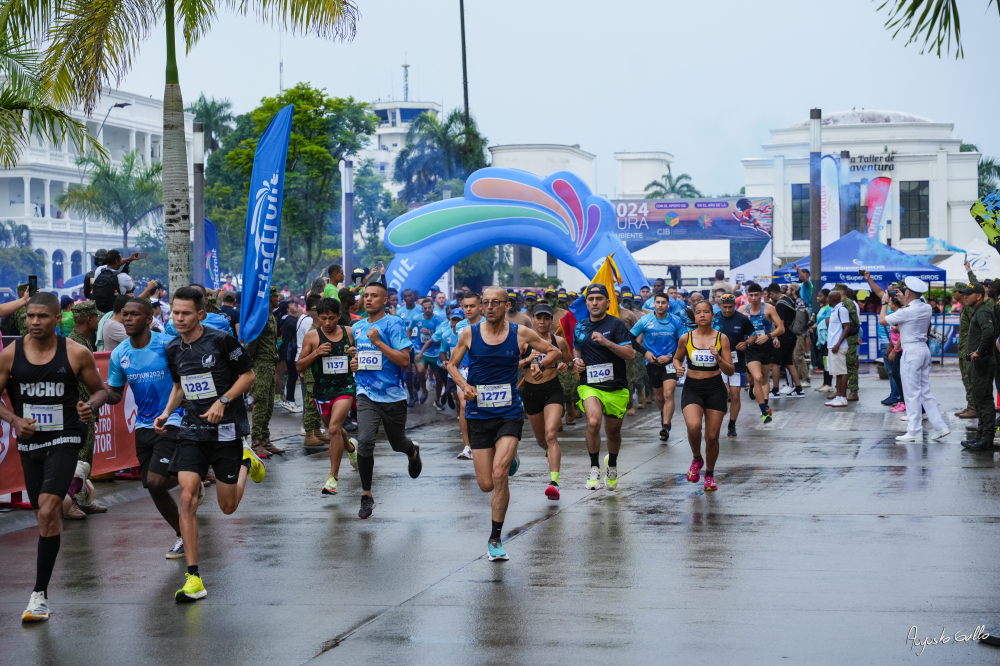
[{"x1": 204, "y1": 218, "x2": 221, "y2": 290}]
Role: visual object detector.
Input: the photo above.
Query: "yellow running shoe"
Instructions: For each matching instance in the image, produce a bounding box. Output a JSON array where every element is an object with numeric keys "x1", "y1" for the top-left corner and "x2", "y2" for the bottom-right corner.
[
  {"x1": 175, "y1": 572, "x2": 207, "y2": 602},
  {"x1": 243, "y1": 446, "x2": 266, "y2": 483},
  {"x1": 347, "y1": 438, "x2": 359, "y2": 470},
  {"x1": 322, "y1": 475, "x2": 338, "y2": 495}
]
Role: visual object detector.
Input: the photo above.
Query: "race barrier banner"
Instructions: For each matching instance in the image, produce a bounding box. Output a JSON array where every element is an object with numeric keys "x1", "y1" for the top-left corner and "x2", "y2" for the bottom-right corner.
[{"x1": 0, "y1": 352, "x2": 138, "y2": 497}]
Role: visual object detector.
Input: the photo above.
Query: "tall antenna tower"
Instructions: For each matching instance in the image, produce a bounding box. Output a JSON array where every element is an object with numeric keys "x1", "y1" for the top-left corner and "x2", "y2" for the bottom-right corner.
[{"x1": 402, "y1": 58, "x2": 410, "y2": 102}]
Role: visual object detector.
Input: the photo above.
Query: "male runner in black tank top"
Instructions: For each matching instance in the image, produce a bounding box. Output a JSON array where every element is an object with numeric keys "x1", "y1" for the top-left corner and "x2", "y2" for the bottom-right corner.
[{"x1": 0, "y1": 292, "x2": 109, "y2": 622}]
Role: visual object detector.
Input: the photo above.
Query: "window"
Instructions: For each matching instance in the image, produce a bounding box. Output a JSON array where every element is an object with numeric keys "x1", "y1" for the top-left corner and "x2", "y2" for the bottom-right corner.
[
  {"x1": 379, "y1": 164, "x2": 386, "y2": 173},
  {"x1": 680, "y1": 278, "x2": 699, "y2": 287},
  {"x1": 899, "y1": 180, "x2": 929, "y2": 238},
  {"x1": 546, "y1": 252, "x2": 558, "y2": 279},
  {"x1": 400, "y1": 108, "x2": 431, "y2": 123},
  {"x1": 840, "y1": 183, "x2": 868, "y2": 236},
  {"x1": 791, "y1": 184, "x2": 810, "y2": 240},
  {"x1": 71, "y1": 250, "x2": 83, "y2": 276}
]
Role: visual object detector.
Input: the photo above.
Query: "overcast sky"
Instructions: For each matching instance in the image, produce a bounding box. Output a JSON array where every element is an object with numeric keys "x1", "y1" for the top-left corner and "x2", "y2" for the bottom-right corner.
[{"x1": 119, "y1": 0, "x2": 1000, "y2": 197}]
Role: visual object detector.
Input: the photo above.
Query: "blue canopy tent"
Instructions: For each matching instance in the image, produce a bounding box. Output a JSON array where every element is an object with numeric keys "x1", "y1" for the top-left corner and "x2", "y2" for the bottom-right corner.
[{"x1": 773, "y1": 231, "x2": 945, "y2": 287}]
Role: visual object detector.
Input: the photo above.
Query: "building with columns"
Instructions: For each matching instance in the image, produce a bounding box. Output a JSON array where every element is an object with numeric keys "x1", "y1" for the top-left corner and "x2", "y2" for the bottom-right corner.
[{"x1": 1, "y1": 88, "x2": 194, "y2": 288}]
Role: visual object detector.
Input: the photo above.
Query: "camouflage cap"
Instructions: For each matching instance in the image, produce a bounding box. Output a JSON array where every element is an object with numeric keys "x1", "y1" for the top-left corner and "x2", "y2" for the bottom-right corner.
[
  {"x1": 270, "y1": 285, "x2": 279, "y2": 297},
  {"x1": 72, "y1": 301, "x2": 99, "y2": 317},
  {"x1": 833, "y1": 283, "x2": 849, "y2": 291},
  {"x1": 17, "y1": 283, "x2": 27, "y2": 293},
  {"x1": 954, "y1": 281, "x2": 968, "y2": 291},
  {"x1": 206, "y1": 294, "x2": 220, "y2": 310}
]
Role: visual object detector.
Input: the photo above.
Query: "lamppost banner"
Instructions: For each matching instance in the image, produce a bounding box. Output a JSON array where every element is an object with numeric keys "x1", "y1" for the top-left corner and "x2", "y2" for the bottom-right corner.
[
  {"x1": 204, "y1": 218, "x2": 221, "y2": 290},
  {"x1": 239, "y1": 104, "x2": 294, "y2": 343}
]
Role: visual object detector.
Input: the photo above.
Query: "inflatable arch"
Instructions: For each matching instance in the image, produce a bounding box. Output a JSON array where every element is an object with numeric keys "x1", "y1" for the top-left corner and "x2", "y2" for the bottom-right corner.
[{"x1": 383, "y1": 168, "x2": 649, "y2": 295}]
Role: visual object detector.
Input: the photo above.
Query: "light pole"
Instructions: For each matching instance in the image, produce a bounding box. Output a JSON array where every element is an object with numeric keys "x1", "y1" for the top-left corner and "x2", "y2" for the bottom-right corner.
[
  {"x1": 459, "y1": 0, "x2": 470, "y2": 129},
  {"x1": 341, "y1": 159, "x2": 354, "y2": 279},
  {"x1": 808, "y1": 108, "x2": 821, "y2": 313},
  {"x1": 83, "y1": 101, "x2": 130, "y2": 262},
  {"x1": 192, "y1": 122, "x2": 205, "y2": 285}
]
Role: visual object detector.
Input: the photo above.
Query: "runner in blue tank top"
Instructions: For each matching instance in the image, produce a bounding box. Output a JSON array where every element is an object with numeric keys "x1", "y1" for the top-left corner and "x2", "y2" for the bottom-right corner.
[
  {"x1": 738, "y1": 282, "x2": 785, "y2": 424},
  {"x1": 447, "y1": 286, "x2": 559, "y2": 563}
]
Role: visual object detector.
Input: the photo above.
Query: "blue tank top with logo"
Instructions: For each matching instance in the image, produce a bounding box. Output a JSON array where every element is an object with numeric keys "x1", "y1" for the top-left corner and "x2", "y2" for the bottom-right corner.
[
  {"x1": 465, "y1": 322, "x2": 523, "y2": 420},
  {"x1": 746, "y1": 304, "x2": 772, "y2": 337}
]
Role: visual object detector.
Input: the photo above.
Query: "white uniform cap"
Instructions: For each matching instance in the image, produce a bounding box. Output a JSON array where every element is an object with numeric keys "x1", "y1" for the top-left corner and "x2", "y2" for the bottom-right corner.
[{"x1": 904, "y1": 276, "x2": 928, "y2": 293}]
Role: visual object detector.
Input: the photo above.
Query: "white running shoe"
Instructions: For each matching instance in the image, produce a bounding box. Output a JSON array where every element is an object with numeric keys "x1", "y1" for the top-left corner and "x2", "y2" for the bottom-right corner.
[
  {"x1": 830, "y1": 396, "x2": 848, "y2": 407},
  {"x1": 586, "y1": 466, "x2": 601, "y2": 490},
  {"x1": 779, "y1": 385, "x2": 793, "y2": 395},
  {"x1": 457, "y1": 446, "x2": 473, "y2": 460},
  {"x1": 21, "y1": 591, "x2": 48, "y2": 622},
  {"x1": 166, "y1": 537, "x2": 185, "y2": 559},
  {"x1": 931, "y1": 429, "x2": 951, "y2": 441},
  {"x1": 74, "y1": 461, "x2": 94, "y2": 506},
  {"x1": 896, "y1": 433, "x2": 921, "y2": 442}
]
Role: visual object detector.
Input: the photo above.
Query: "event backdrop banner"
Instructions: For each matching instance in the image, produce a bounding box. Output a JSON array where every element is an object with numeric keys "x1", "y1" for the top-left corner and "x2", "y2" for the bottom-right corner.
[
  {"x1": 611, "y1": 196, "x2": 774, "y2": 284},
  {"x1": 0, "y1": 352, "x2": 137, "y2": 497},
  {"x1": 384, "y1": 168, "x2": 650, "y2": 295},
  {"x1": 239, "y1": 104, "x2": 294, "y2": 343},
  {"x1": 204, "y1": 218, "x2": 221, "y2": 290}
]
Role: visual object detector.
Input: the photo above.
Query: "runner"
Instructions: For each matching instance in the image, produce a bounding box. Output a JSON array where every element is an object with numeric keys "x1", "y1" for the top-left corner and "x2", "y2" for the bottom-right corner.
[
  {"x1": 350, "y1": 282, "x2": 423, "y2": 519},
  {"x1": 434, "y1": 308, "x2": 465, "y2": 415},
  {"x1": 572, "y1": 284, "x2": 636, "y2": 491},
  {"x1": 451, "y1": 292, "x2": 484, "y2": 460},
  {"x1": 410, "y1": 298, "x2": 444, "y2": 407},
  {"x1": 154, "y1": 286, "x2": 263, "y2": 603},
  {"x1": 712, "y1": 293, "x2": 757, "y2": 438},
  {"x1": 518, "y1": 303, "x2": 571, "y2": 500},
  {"x1": 396, "y1": 289, "x2": 422, "y2": 407},
  {"x1": 0, "y1": 292, "x2": 109, "y2": 622},
  {"x1": 106, "y1": 297, "x2": 195, "y2": 560},
  {"x1": 631, "y1": 291, "x2": 685, "y2": 441},
  {"x1": 673, "y1": 300, "x2": 736, "y2": 492},
  {"x1": 296, "y1": 298, "x2": 360, "y2": 496},
  {"x1": 447, "y1": 286, "x2": 559, "y2": 560},
  {"x1": 739, "y1": 283, "x2": 784, "y2": 424}
]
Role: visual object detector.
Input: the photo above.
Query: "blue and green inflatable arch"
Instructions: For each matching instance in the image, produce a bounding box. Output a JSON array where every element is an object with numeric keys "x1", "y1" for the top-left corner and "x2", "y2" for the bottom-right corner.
[{"x1": 383, "y1": 168, "x2": 649, "y2": 294}]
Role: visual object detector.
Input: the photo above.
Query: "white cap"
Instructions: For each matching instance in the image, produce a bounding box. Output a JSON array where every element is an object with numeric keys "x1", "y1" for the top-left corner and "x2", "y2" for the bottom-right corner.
[{"x1": 904, "y1": 276, "x2": 928, "y2": 294}]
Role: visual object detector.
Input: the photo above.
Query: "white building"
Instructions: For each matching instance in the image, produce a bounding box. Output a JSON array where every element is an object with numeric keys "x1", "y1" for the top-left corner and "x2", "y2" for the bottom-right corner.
[
  {"x1": 355, "y1": 100, "x2": 442, "y2": 197},
  {"x1": 614, "y1": 151, "x2": 673, "y2": 199},
  {"x1": 1, "y1": 88, "x2": 194, "y2": 289},
  {"x1": 742, "y1": 110, "x2": 980, "y2": 265}
]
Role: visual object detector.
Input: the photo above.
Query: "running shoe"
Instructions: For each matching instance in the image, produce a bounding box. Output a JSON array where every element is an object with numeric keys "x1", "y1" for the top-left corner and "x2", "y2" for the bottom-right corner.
[
  {"x1": 881, "y1": 396, "x2": 900, "y2": 406},
  {"x1": 347, "y1": 439, "x2": 359, "y2": 470},
  {"x1": 166, "y1": 537, "x2": 185, "y2": 559},
  {"x1": 895, "y1": 433, "x2": 921, "y2": 442},
  {"x1": 603, "y1": 455, "x2": 618, "y2": 490},
  {"x1": 769, "y1": 389, "x2": 781, "y2": 399},
  {"x1": 407, "y1": 394, "x2": 418, "y2": 408},
  {"x1": 891, "y1": 402, "x2": 907, "y2": 413},
  {"x1": 487, "y1": 539, "x2": 509, "y2": 562},
  {"x1": 686, "y1": 458, "x2": 704, "y2": 483},
  {"x1": 787, "y1": 387, "x2": 805, "y2": 398},
  {"x1": 762, "y1": 411, "x2": 773, "y2": 424},
  {"x1": 322, "y1": 475, "x2": 338, "y2": 495},
  {"x1": 408, "y1": 444, "x2": 422, "y2": 479},
  {"x1": 727, "y1": 422, "x2": 737, "y2": 438},
  {"x1": 704, "y1": 475, "x2": 718, "y2": 492},
  {"x1": 779, "y1": 385, "x2": 793, "y2": 395},
  {"x1": 446, "y1": 393, "x2": 456, "y2": 409},
  {"x1": 586, "y1": 466, "x2": 601, "y2": 489},
  {"x1": 509, "y1": 452, "x2": 520, "y2": 477},
  {"x1": 457, "y1": 445, "x2": 473, "y2": 460},
  {"x1": 344, "y1": 420, "x2": 358, "y2": 433},
  {"x1": 433, "y1": 400, "x2": 445, "y2": 412},
  {"x1": 545, "y1": 483, "x2": 560, "y2": 500},
  {"x1": 21, "y1": 591, "x2": 48, "y2": 622},
  {"x1": 659, "y1": 427, "x2": 670, "y2": 441},
  {"x1": 175, "y1": 573, "x2": 207, "y2": 602},
  {"x1": 359, "y1": 494, "x2": 376, "y2": 519},
  {"x1": 242, "y1": 445, "x2": 266, "y2": 483},
  {"x1": 419, "y1": 389, "x2": 429, "y2": 404},
  {"x1": 74, "y1": 461, "x2": 94, "y2": 505},
  {"x1": 932, "y1": 429, "x2": 951, "y2": 441},
  {"x1": 198, "y1": 482, "x2": 206, "y2": 506}
]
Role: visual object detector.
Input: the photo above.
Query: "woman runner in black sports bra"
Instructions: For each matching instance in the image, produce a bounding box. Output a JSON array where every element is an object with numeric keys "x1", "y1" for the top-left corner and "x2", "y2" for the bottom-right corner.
[
  {"x1": 673, "y1": 300, "x2": 735, "y2": 492},
  {"x1": 296, "y1": 298, "x2": 359, "y2": 496}
]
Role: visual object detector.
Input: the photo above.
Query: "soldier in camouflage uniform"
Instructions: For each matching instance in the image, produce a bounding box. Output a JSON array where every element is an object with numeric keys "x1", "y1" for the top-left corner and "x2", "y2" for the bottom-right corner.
[
  {"x1": 13, "y1": 283, "x2": 28, "y2": 335},
  {"x1": 835, "y1": 284, "x2": 861, "y2": 401},
  {"x1": 302, "y1": 295, "x2": 324, "y2": 446},
  {"x1": 246, "y1": 287, "x2": 282, "y2": 456},
  {"x1": 954, "y1": 280, "x2": 976, "y2": 418},
  {"x1": 66, "y1": 301, "x2": 107, "y2": 514}
]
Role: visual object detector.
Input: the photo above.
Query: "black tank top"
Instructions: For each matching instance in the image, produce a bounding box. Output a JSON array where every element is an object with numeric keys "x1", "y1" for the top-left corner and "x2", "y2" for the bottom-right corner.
[
  {"x1": 8, "y1": 336, "x2": 87, "y2": 448},
  {"x1": 311, "y1": 326, "x2": 356, "y2": 401}
]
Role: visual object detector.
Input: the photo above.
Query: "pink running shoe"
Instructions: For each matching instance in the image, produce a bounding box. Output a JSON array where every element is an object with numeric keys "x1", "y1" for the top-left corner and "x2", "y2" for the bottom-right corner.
[
  {"x1": 686, "y1": 458, "x2": 704, "y2": 483},
  {"x1": 704, "y1": 475, "x2": 718, "y2": 492},
  {"x1": 891, "y1": 402, "x2": 906, "y2": 413}
]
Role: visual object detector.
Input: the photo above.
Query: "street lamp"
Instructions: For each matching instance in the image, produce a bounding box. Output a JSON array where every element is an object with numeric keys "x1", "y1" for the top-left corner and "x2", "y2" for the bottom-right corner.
[
  {"x1": 97, "y1": 102, "x2": 131, "y2": 140},
  {"x1": 82, "y1": 101, "x2": 130, "y2": 262},
  {"x1": 192, "y1": 122, "x2": 205, "y2": 285}
]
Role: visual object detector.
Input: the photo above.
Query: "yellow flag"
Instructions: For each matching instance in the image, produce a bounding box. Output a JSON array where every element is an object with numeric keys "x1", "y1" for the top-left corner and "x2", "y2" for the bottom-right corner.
[{"x1": 590, "y1": 255, "x2": 623, "y2": 318}]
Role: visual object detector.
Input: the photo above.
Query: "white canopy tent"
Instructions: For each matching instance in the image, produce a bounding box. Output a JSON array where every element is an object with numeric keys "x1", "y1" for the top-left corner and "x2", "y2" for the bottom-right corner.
[
  {"x1": 631, "y1": 240, "x2": 730, "y2": 268},
  {"x1": 934, "y1": 238, "x2": 1000, "y2": 285}
]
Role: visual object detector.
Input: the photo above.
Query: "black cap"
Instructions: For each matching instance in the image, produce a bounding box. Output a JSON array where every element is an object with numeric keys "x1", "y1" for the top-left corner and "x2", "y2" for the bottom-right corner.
[
  {"x1": 962, "y1": 284, "x2": 985, "y2": 295},
  {"x1": 585, "y1": 284, "x2": 609, "y2": 298},
  {"x1": 533, "y1": 303, "x2": 554, "y2": 317}
]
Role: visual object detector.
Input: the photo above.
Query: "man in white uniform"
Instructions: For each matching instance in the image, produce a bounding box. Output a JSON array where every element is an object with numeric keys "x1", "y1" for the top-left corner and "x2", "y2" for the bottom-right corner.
[{"x1": 881, "y1": 276, "x2": 950, "y2": 442}]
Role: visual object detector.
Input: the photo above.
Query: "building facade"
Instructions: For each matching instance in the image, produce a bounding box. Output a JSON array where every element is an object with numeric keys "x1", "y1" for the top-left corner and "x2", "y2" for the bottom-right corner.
[
  {"x1": 2, "y1": 88, "x2": 194, "y2": 289},
  {"x1": 742, "y1": 110, "x2": 980, "y2": 266},
  {"x1": 355, "y1": 100, "x2": 442, "y2": 197}
]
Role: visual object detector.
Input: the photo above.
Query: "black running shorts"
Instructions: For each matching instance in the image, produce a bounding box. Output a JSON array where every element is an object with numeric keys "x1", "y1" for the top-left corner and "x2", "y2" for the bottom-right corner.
[
  {"x1": 169, "y1": 438, "x2": 243, "y2": 483},
  {"x1": 520, "y1": 377, "x2": 564, "y2": 416},
  {"x1": 19, "y1": 445, "x2": 81, "y2": 509},
  {"x1": 645, "y1": 362, "x2": 678, "y2": 389},
  {"x1": 775, "y1": 334, "x2": 797, "y2": 367},
  {"x1": 468, "y1": 418, "x2": 523, "y2": 450},
  {"x1": 135, "y1": 426, "x2": 179, "y2": 488},
  {"x1": 681, "y1": 375, "x2": 729, "y2": 413},
  {"x1": 744, "y1": 342, "x2": 774, "y2": 367}
]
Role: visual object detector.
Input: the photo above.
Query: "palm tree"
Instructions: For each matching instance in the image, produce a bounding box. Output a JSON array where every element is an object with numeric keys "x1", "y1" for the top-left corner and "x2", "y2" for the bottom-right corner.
[
  {"x1": 978, "y1": 156, "x2": 1000, "y2": 199},
  {"x1": 0, "y1": 219, "x2": 32, "y2": 248},
  {"x1": 4, "y1": 0, "x2": 359, "y2": 293},
  {"x1": 644, "y1": 165, "x2": 703, "y2": 199},
  {"x1": 0, "y1": 38, "x2": 105, "y2": 168},
  {"x1": 186, "y1": 94, "x2": 234, "y2": 154},
  {"x1": 58, "y1": 150, "x2": 163, "y2": 249},
  {"x1": 393, "y1": 108, "x2": 487, "y2": 203},
  {"x1": 877, "y1": 0, "x2": 998, "y2": 58}
]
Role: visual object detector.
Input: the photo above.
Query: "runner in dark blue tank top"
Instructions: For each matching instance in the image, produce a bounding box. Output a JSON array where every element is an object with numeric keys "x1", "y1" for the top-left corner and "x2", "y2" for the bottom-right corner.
[{"x1": 448, "y1": 286, "x2": 559, "y2": 562}]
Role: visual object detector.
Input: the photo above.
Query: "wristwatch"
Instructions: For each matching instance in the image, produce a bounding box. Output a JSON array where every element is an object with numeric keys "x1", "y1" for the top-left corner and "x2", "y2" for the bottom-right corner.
[{"x1": 219, "y1": 396, "x2": 230, "y2": 406}]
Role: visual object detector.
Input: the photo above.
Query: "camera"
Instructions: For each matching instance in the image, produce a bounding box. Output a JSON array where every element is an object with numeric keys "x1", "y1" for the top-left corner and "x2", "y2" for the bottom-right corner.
[{"x1": 857, "y1": 269, "x2": 865, "y2": 276}]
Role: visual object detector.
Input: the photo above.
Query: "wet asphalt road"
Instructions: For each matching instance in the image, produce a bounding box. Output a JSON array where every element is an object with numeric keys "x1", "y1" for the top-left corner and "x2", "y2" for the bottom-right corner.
[{"x1": 3, "y1": 368, "x2": 1000, "y2": 664}]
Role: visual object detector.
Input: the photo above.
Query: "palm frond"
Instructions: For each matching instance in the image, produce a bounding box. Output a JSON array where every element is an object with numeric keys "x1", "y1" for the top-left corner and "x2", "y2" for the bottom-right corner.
[
  {"x1": 876, "y1": 0, "x2": 976, "y2": 58},
  {"x1": 42, "y1": 0, "x2": 157, "y2": 113},
  {"x1": 234, "y1": 0, "x2": 358, "y2": 41},
  {"x1": 176, "y1": 0, "x2": 218, "y2": 51},
  {"x1": 0, "y1": 0, "x2": 67, "y2": 40},
  {"x1": 0, "y1": 90, "x2": 108, "y2": 168},
  {"x1": 0, "y1": 38, "x2": 43, "y2": 95}
]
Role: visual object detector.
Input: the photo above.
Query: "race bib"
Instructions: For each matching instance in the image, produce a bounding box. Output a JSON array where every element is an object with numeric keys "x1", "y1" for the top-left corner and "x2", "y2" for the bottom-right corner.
[
  {"x1": 357, "y1": 350, "x2": 383, "y2": 371},
  {"x1": 420, "y1": 330, "x2": 432, "y2": 344},
  {"x1": 731, "y1": 350, "x2": 738, "y2": 363},
  {"x1": 691, "y1": 349, "x2": 716, "y2": 367},
  {"x1": 217, "y1": 423, "x2": 236, "y2": 441},
  {"x1": 477, "y1": 384, "x2": 512, "y2": 408},
  {"x1": 323, "y1": 355, "x2": 349, "y2": 374},
  {"x1": 181, "y1": 372, "x2": 218, "y2": 401},
  {"x1": 666, "y1": 364, "x2": 676, "y2": 374},
  {"x1": 460, "y1": 366, "x2": 469, "y2": 380},
  {"x1": 23, "y1": 404, "x2": 63, "y2": 432},
  {"x1": 755, "y1": 328, "x2": 766, "y2": 337},
  {"x1": 587, "y1": 363, "x2": 614, "y2": 383}
]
